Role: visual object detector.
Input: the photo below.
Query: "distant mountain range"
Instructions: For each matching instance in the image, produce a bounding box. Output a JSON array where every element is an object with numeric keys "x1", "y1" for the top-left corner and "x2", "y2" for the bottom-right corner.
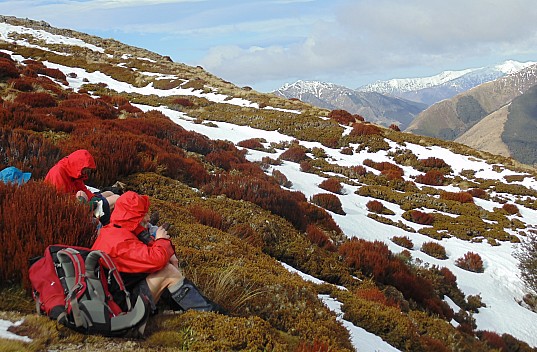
[
  {"x1": 358, "y1": 60, "x2": 536, "y2": 105},
  {"x1": 273, "y1": 81, "x2": 427, "y2": 129},
  {"x1": 274, "y1": 61, "x2": 536, "y2": 130},
  {"x1": 407, "y1": 63, "x2": 537, "y2": 166}
]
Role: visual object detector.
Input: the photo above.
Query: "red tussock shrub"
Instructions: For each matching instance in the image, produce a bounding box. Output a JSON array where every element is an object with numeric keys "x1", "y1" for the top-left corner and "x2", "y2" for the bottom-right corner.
[
  {"x1": 0, "y1": 181, "x2": 96, "y2": 287},
  {"x1": 439, "y1": 191, "x2": 474, "y2": 203},
  {"x1": 349, "y1": 122, "x2": 381, "y2": 136},
  {"x1": 363, "y1": 159, "x2": 403, "y2": 173},
  {"x1": 467, "y1": 188, "x2": 487, "y2": 199},
  {"x1": 409, "y1": 210, "x2": 434, "y2": 225},
  {"x1": 0, "y1": 127, "x2": 63, "y2": 178},
  {"x1": 328, "y1": 109, "x2": 355, "y2": 125},
  {"x1": 388, "y1": 124, "x2": 400, "y2": 131},
  {"x1": 280, "y1": 145, "x2": 308, "y2": 163},
  {"x1": 355, "y1": 286, "x2": 399, "y2": 308},
  {"x1": 0, "y1": 57, "x2": 20, "y2": 80},
  {"x1": 419, "y1": 157, "x2": 450, "y2": 169},
  {"x1": 206, "y1": 149, "x2": 247, "y2": 170},
  {"x1": 189, "y1": 205, "x2": 226, "y2": 231},
  {"x1": 295, "y1": 339, "x2": 331, "y2": 352},
  {"x1": 502, "y1": 203, "x2": 519, "y2": 215},
  {"x1": 340, "y1": 147, "x2": 353, "y2": 155},
  {"x1": 415, "y1": 170, "x2": 445, "y2": 186},
  {"x1": 391, "y1": 236, "x2": 413, "y2": 249},
  {"x1": 478, "y1": 331, "x2": 507, "y2": 351},
  {"x1": 202, "y1": 173, "x2": 309, "y2": 231},
  {"x1": 419, "y1": 336, "x2": 450, "y2": 352},
  {"x1": 439, "y1": 267, "x2": 457, "y2": 287},
  {"x1": 339, "y1": 238, "x2": 453, "y2": 318},
  {"x1": 238, "y1": 138, "x2": 264, "y2": 150},
  {"x1": 366, "y1": 200, "x2": 384, "y2": 213},
  {"x1": 300, "y1": 160, "x2": 313, "y2": 172},
  {"x1": 318, "y1": 178, "x2": 344, "y2": 194},
  {"x1": 272, "y1": 169, "x2": 292, "y2": 188},
  {"x1": 420, "y1": 241, "x2": 448, "y2": 259},
  {"x1": 9, "y1": 77, "x2": 35, "y2": 91},
  {"x1": 14, "y1": 92, "x2": 57, "y2": 108},
  {"x1": 310, "y1": 193, "x2": 345, "y2": 215},
  {"x1": 381, "y1": 168, "x2": 404, "y2": 180},
  {"x1": 228, "y1": 224, "x2": 264, "y2": 248},
  {"x1": 306, "y1": 224, "x2": 336, "y2": 252},
  {"x1": 351, "y1": 165, "x2": 367, "y2": 176},
  {"x1": 455, "y1": 252, "x2": 484, "y2": 273},
  {"x1": 171, "y1": 97, "x2": 194, "y2": 107}
]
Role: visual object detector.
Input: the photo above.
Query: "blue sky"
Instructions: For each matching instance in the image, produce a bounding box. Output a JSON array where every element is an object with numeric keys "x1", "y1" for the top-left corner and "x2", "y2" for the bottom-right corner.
[{"x1": 0, "y1": 0, "x2": 536, "y2": 92}]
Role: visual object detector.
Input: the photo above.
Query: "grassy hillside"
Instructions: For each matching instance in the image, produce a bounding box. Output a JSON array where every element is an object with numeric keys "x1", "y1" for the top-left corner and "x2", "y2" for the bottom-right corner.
[{"x1": 1, "y1": 17, "x2": 537, "y2": 352}]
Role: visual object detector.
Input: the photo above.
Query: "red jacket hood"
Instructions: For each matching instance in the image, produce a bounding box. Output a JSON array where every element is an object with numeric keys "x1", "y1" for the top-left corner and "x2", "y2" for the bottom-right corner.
[
  {"x1": 59, "y1": 149, "x2": 96, "y2": 179},
  {"x1": 110, "y1": 191, "x2": 149, "y2": 232}
]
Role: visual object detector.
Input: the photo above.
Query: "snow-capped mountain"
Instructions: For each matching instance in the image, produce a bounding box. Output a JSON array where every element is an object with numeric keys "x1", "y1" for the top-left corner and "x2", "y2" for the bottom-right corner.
[
  {"x1": 358, "y1": 60, "x2": 536, "y2": 105},
  {"x1": 273, "y1": 80, "x2": 427, "y2": 130}
]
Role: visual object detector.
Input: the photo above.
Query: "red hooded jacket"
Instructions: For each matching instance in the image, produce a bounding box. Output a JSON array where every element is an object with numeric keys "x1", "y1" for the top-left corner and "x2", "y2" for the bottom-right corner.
[
  {"x1": 91, "y1": 191, "x2": 175, "y2": 273},
  {"x1": 44, "y1": 149, "x2": 96, "y2": 200}
]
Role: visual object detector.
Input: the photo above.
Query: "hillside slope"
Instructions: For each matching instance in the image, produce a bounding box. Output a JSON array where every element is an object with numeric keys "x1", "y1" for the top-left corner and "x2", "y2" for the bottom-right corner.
[
  {"x1": 0, "y1": 16, "x2": 537, "y2": 352},
  {"x1": 405, "y1": 64, "x2": 537, "y2": 149}
]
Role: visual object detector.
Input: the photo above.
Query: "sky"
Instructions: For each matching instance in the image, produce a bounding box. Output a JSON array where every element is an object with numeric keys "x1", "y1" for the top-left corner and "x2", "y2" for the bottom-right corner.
[
  {"x1": 2, "y1": 32, "x2": 537, "y2": 348},
  {"x1": 0, "y1": 0, "x2": 537, "y2": 92}
]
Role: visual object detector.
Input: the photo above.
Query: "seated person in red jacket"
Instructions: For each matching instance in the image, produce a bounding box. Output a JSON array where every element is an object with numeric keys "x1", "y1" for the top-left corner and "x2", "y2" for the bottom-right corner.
[
  {"x1": 44, "y1": 149, "x2": 119, "y2": 225},
  {"x1": 91, "y1": 191, "x2": 220, "y2": 314}
]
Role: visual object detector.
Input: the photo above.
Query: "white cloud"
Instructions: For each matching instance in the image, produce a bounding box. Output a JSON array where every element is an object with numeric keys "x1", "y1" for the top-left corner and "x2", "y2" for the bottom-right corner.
[{"x1": 1, "y1": 0, "x2": 536, "y2": 91}]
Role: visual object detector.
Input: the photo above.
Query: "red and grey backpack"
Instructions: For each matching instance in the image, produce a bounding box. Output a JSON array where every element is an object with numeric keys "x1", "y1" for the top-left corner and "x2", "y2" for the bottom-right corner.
[{"x1": 29, "y1": 244, "x2": 149, "y2": 337}]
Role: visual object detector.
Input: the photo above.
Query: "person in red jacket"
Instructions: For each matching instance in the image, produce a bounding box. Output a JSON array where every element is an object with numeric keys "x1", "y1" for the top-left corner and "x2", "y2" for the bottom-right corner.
[
  {"x1": 91, "y1": 191, "x2": 220, "y2": 314},
  {"x1": 44, "y1": 149, "x2": 119, "y2": 225}
]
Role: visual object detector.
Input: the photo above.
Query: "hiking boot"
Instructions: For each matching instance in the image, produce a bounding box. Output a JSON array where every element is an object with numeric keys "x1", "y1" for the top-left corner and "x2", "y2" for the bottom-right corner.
[{"x1": 169, "y1": 278, "x2": 226, "y2": 314}]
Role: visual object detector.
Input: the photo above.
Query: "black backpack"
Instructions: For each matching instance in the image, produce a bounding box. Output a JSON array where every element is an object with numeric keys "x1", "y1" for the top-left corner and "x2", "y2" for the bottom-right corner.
[{"x1": 29, "y1": 245, "x2": 150, "y2": 337}]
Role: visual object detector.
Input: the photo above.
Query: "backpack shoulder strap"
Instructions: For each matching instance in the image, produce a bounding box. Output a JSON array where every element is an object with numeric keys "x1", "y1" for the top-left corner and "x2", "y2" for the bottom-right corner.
[
  {"x1": 85, "y1": 250, "x2": 132, "y2": 311},
  {"x1": 56, "y1": 248, "x2": 88, "y2": 328}
]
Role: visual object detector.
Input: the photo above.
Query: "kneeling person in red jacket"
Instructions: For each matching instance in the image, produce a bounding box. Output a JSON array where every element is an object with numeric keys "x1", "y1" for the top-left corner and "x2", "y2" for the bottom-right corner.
[
  {"x1": 44, "y1": 149, "x2": 119, "y2": 225},
  {"x1": 91, "y1": 191, "x2": 220, "y2": 313}
]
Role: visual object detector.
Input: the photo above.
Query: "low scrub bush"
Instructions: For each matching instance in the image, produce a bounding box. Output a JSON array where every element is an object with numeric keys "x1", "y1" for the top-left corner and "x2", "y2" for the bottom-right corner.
[
  {"x1": 328, "y1": 109, "x2": 355, "y2": 125},
  {"x1": 272, "y1": 169, "x2": 292, "y2": 188},
  {"x1": 420, "y1": 241, "x2": 448, "y2": 259},
  {"x1": 189, "y1": 205, "x2": 227, "y2": 231},
  {"x1": 391, "y1": 236, "x2": 413, "y2": 249},
  {"x1": 318, "y1": 178, "x2": 344, "y2": 194},
  {"x1": 418, "y1": 157, "x2": 450, "y2": 170},
  {"x1": 310, "y1": 193, "x2": 345, "y2": 215},
  {"x1": 381, "y1": 168, "x2": 404, "y2": 180},
  {"x1": 467, "y1": 188, "x2": 487, "y2": 199},
  {"x1": 306, "y1": 224, "x2": 336, "y2": 252},
  {"x1": 388, "y1": 124, "x2": 400, "y2": 131},
  {"x1": 0, "y1": 181, "x2": 96, "y2": 287},
  {"x1": 299, "y1": 160, "x2": 313, "y2": 172},
  {"x1": 238, "y1": 138, "x2": 264, "y2": 150},
  {"x1": 349, "y1": 122, "x2": 381, "y2": 136},
  {"x1": 14, "y1": 92, "x2": 57, "y2": 108},
  {"x1": 408, "y1": 210, "x2": 434, "y2": 225},
  {"x1": 0, "y1": 57, "x2": 19, "y2": 79},
  {"x1": 280, "y1": 145, "x2": 308, "y2": 163},
  {"x1": 502, "y1": 203, "x2": 519, "y2": 215},
  {"x1": 439, "y1": 191, "x2": 474, "y2": 203},
  {"x1": 366, "y1": 200, "x2": 384, "y2": 214},
  {"x1": 455, "y1": 252, "x2": 484, "y2": 273},
  {"x1": 415, "y1": 170, "x2": 445, "y2": 186}
]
